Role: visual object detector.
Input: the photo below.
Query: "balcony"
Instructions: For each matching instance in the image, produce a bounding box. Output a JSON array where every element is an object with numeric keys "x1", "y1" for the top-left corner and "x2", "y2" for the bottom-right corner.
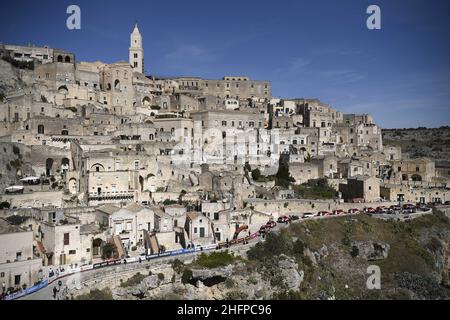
[{"x1": 88, "y1": 190, "x2": 134, "y2": 201}]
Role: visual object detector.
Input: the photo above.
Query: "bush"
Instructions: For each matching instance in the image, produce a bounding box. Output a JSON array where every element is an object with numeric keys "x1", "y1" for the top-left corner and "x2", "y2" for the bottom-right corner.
[
  {"x1": 120, "y1": 272, "x2": 146, "y2": 287},
  {"x1": 350, "y1": 245, "x2": 359, "y2": 258},
  {"x1": 0, "y1": 201, "x2": 11, "y2": 210},
  {"x1": 251, "y1": 169, "x2": 261, "y2": 181},
  {"x1": 225, "y1": 290, "x2": 248, "y2": 300},
  {"x1": 102, "y1": 243, "x2": 116, "y2": 259},
  {"x1": 247, "y1": 231, "x2": 294, "y2": 261},
  {"x1": 194, "y1": 251, "x2": 237, "y2": 268},
  {"x1": 157, "y1": 273, "x2": 165, "y2": 281},
  {"x1": 12, "y1": 145, "x2": 20, "y2": 155},
  {"x1": 76, "y1": 289, "x2": 113, "y2": 300},
  {"x1": 293, "y1": 178, "x2": 338, "y2": 200},
  {"x1": 171, "y1": 259, "x2": 185, "y2": 274},
  {"x1": 181, "y1": 269, "x2": 193, "y2": 284},
  {"x1": 225, "y1": 278, "x2": 235, "y2": 289},
  {"x1": 272, "y1": 290, "x2": 305, "y2": 300}
]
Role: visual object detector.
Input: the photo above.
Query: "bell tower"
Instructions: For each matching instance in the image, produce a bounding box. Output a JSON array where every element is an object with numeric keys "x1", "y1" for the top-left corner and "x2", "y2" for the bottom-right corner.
[{"x1": 129, "y1": 23, "x2": 144, "y2": 74}]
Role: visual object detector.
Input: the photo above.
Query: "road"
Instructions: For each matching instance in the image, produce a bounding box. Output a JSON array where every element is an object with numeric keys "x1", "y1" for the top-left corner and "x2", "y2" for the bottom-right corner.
[{"x1": 20, "y1": 209, "x2": 432, "y2": 300}]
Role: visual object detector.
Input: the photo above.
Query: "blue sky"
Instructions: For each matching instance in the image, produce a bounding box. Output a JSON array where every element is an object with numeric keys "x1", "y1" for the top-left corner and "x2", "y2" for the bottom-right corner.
[{"x1": 0, "y1": 0, "x2": 449, "y2": 128}]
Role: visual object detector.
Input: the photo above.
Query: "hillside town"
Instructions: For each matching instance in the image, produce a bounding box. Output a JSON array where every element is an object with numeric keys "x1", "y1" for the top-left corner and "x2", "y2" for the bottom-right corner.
[{"x1": 0, "y1": 24, "x2": 449, "y2": 299}]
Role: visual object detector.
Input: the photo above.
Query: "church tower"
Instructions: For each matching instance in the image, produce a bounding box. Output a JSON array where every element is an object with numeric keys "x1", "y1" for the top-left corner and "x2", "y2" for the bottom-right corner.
[{"x1": 129, "y1": 23, "x2": 144, "y2": 74}]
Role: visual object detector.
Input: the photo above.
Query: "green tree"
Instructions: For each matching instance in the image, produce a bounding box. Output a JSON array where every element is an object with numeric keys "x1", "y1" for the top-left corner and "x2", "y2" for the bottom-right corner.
[
  {"x1": 251, "y1": 168, "x2": 261, "y2": 181},
  {"x1": 102, "y1": 243, "x2": 116, "y2": 259}
]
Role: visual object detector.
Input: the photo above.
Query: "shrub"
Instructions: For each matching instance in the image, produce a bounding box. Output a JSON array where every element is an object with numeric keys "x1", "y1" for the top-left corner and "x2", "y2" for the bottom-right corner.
[
  {"x1": 0, "y1": 201, "x2": 11, "y2": 210},
  {"x1": 120, "y1": 272, "x2": 146, "y2": 287},
  {"x1": 181, "y1": 269, "x2": 193, "y2": 284},
  {"x1": 171, "y1": 259, "x2": 185, "y2": 274},
  {"x1": 225, "y1": 290, "x2": 248, "y2": 300},
  {"x1": 157, "y1": 273, "x2": 165, "y2": 281},
  {"x1": 194, "y1": 251, "x2": 237, "y2": 268},
  {"x1": 224, "y1": 278, "x2": 235, "y2": 289},
  {"x1": 247, "y1": 231, "x2": 294, "y2": 261},
  {"x1": 293, "y1": 178, "x2": 338, "y2": 200},
  {"x1": 12, "y1": 145, "x2": 20, "y2": 155},
  {"x1": 76, "y1": 289, "x2": 113, "y2": 300},
  {"x1": 102, "y1": 243, "x2": 116, "y2": 259},
  {"x1": 251, "y1": 169, "x2": 261, "y2": 181},
  {"x1": 350, "y1": 245, "x2": 359, "y2": 258}
]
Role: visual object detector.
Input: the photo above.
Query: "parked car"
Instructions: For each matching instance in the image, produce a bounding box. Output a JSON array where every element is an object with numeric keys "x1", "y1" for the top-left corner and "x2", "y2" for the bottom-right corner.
[
  {"x1": 444, "y1": 201, "x2": 450, "y2": 206},
  {"x1": 277, "y1": 216, "x2": 291, "y2": 223},
  {"x1": 289, "y1": 215, "x2": 300, "y2": 221},
  {"x1": 317, "y1": 211, "x2": 332, "y2": 217},
  {"x1": 348, "y1": 208, "x2": 360, "y2": 214},
  {"x1": 376, "y1": 206, "x2": 388, "y2": 214},
  {"x1": 302, "y1": 213, "x2": 316, "y2": 219},
  {"x1": 266, "y1": 221, "x2": 277, "y2": 228},
  {"x1": 364, "y1": 207, "x2": 376, "y2": 214},
  {"x1": 332, "y1": 209, "x2": 345, "y2": 215},
  {"x1": 259, "y1": 225, "x2": 270, "y2": 234}
]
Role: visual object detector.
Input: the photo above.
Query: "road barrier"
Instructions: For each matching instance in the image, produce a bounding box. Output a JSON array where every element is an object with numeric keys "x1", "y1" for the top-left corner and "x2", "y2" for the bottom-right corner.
[{"x1": 4, "y1": 242, "x2": 224, "y2": 300}]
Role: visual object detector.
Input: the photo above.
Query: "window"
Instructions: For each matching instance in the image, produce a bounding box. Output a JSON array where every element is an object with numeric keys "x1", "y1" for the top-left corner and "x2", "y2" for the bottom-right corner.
[
  {"x1": 214, "y1": 212, "x2": 219, "y2": 220},
  {"x1": 16, "y1": 252, "x2": 22, "y2": 261},
  {"x1": 194, "y1": 227, "x2": 198, "y2": 234},
  {"x1": 63, "y1": 233, "x2": 70, "y2": 245},
  {"x1": 69, "y1": 250, "x2": 76, "y2": 255},
  {"x1": 14, "y1": 275, "x2": 21, "y2": 286},
  {"x1": 0, "y1": 272, "x2": 4, "y2": 278},
  {"x1": 222, "y1": 121, "x2": 227, "y2": 126}
]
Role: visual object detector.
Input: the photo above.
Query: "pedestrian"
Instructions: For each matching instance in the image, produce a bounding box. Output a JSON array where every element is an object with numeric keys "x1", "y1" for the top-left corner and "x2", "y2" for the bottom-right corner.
[{"x1": 53, "y1": 286, "x2": 57, "y2": 299}]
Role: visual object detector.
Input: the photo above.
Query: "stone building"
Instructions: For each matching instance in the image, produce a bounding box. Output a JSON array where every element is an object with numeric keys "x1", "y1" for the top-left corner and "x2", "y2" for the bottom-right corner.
[
  {"x1": 0, "y1": 218, "x2": 42, "y2": 291},
  {"x1": 339, "y1": 176, "x2": 380, "y2": 202}
]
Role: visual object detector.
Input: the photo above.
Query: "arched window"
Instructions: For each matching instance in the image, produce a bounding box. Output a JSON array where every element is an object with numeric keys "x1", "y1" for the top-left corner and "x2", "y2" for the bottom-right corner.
[
  {"x1": 149, "y1": 134, "x2": 154, "y2": 140},
  {"x1": 57, "y1": 55, "x2": 63, "y2": 62},
  {"x1": 38, "y1": 125, "x2": 45, "y2": 134},
  {"x1": 114, "y1": 79, "x2": 120, "y2": 90},
  {"x1": 65, "y1": 56, "x2": 71, "y2": 63}
]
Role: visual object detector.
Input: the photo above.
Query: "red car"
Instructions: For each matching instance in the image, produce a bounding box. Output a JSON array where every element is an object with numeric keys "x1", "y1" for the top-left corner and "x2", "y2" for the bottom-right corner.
[
  {"x1": 364, "y1": 207, "x2": 376, "y2": 214},
  {"x1": 259, "y1": 225, "x2": 270, "y2": 234},
  {"x1": 317, "y1": 211, "x2": 332, "y2": 217},
  {"x1": 277, "y1": 216, "x2": 291, "y2": 223},
  {"x1": 332, "y1": 209, "x2": 345, "y2": 215},
  {"x1": 266, "y1": 221, "x2": 277, "y2": 228}
]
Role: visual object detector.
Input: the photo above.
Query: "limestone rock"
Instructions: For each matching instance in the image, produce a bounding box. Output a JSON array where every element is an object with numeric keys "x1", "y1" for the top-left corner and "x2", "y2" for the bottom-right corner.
[
  {"x1": 278, "y1": 254, "x2": 304, "y2": 289},
  {"x1": 351, "y1": 241, "x2": 390, "y2": 261},
  {"x1": 191, "y1": 265, "x2": 234, "y2": 281}
]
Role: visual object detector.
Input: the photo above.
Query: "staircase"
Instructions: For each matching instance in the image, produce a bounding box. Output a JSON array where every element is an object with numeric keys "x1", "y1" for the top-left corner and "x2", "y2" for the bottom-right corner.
[
  {"x1": 112, "y1": 235, "x2": 125, "y2": 258},
  {"x1": 144, "y1": 230, "x2": 160, "y2": 254}
]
